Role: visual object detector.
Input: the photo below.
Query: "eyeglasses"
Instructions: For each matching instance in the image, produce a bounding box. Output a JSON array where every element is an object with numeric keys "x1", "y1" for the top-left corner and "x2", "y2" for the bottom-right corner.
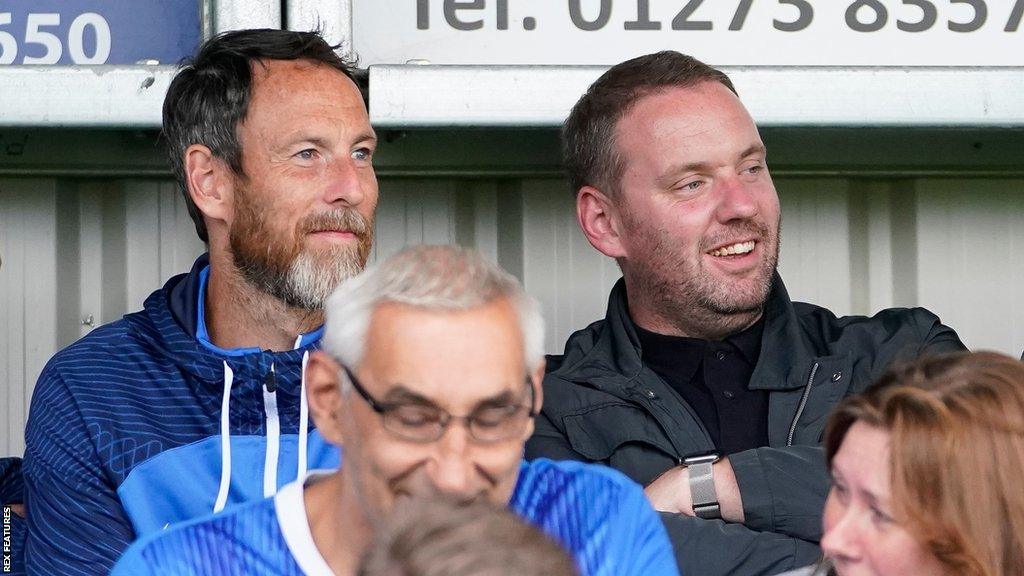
[{"x1": 340, "y1": 364, "x2": 538, "y2": 444}]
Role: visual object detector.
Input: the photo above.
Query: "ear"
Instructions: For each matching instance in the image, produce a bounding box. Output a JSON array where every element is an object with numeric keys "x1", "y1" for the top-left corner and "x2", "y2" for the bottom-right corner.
[
  {"x1": 184, "y1": 144, "x2": 234, "y2": 232},
  {"x1": 576, "y1": 186, "x2": 628, "y2": 259},
  {"x1": 523, "y1": 358, "x2": 546, "y2": 440},
  {"x1": 305, "y1": 351, "x2": 347, "y2": 447}
]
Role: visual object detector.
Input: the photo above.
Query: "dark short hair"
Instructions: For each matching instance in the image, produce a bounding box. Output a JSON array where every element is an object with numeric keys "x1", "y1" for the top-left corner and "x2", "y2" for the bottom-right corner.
[
  {"x1": 358, "y1": 498, "x2": 577, "y2": 576},
  {"x1": 562, "y1": 50, "x2": 736, "y2": 199},
  {"x1": 162, "y1": 28, "x2": 364, "y2": 242}
]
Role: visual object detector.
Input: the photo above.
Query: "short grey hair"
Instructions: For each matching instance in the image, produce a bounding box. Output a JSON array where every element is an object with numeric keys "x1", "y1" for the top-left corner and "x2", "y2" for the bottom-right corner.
[{"x1": 323, "y1": 245, "x2": 545, "y2": 373}]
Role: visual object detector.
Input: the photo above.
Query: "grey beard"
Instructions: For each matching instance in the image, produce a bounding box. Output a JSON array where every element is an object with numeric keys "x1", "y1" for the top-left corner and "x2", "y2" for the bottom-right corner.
[
  {"x1": 229, "y1": 206, "x2": 373, "y2": 311},
  {"x1": 249, "y1": 245, "x2": 366, "y2": 311},
  {"x1": 273, "y1": 247, "x2": 365, "y2": 311}
]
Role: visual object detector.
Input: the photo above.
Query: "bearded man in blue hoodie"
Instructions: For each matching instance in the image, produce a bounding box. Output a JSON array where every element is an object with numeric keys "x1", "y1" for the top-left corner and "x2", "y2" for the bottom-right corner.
[{"x1": 22, "y1": 28, "x2": 378, "y2": 575}]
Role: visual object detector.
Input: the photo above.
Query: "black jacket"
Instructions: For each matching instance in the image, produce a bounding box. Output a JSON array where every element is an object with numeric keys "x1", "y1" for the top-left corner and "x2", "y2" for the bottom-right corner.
[{"x1": 526, "y1": 275, "x2": 965, "y2": 576}]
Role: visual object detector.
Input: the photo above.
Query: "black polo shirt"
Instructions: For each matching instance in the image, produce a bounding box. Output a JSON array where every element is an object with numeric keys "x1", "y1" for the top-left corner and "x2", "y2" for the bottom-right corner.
[{"x1": 635, "y1": 317, "x2": 768, "y2": 455}]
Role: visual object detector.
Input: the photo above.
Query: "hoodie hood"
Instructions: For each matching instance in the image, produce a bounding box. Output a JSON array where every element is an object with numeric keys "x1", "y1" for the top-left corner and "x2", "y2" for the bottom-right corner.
[
  {"x1": 123, "y1": 254, "x2": 320, "y2": 432},
  {"x1": 115, "y1": 254, "x2": 335, "y2": 529}
]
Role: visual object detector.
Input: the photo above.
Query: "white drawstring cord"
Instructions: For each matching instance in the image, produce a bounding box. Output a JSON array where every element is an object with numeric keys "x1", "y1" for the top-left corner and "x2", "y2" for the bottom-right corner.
[
  {"x1": 214, "y1": 361, "x2": 234, "y2": 513},
  {"x1": 298, "y1": 349, "x2": 310, "y2": 482},
  {"x1": 216, "y1": 339, "x2": 310, "y2": 512}
]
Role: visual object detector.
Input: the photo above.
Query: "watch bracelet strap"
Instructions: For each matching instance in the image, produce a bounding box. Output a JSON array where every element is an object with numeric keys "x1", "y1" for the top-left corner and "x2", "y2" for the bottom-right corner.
[{"x1": 688, "y1": 461, "x2": 721, "y2": 520}]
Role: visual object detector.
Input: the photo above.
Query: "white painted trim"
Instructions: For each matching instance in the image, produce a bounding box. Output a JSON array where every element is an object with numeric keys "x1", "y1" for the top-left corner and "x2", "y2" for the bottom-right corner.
[
  {"x1": 370, "y1": 65, "x2": 1024, "y2": 128},
  {"x1": 0, "y1": 67, "x2": 175, "y2": 128},
  {"x1": 214, "y1": 0, "x2": 281, "y2": 33},
  {"x1": 287, "y1": 0, "x2": 353, "y2": 58},
  {"x1": 3, "y1": 65, "x2": 1022, "y2": 129}
]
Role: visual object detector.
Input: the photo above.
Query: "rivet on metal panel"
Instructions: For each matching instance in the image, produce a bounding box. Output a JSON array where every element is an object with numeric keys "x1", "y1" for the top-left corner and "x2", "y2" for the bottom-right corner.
[{"x1": 4, "y1": 135, "x2": 27, "y2": 156}]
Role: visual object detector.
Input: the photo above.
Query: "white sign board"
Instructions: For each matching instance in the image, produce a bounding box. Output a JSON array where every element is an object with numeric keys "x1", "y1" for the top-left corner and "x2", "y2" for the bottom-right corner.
[{"x1": 352, "y1": 0, "x2": 1024, "y2": 66}]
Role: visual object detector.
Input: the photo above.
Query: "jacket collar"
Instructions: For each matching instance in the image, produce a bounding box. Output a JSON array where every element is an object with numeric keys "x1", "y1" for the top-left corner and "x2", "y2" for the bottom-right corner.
[
  {"x1": 167, "y1": 252, "x2": 209, "y2": 339},
  {"x1": 747, "y1": 272, "x2": 820, "y2": 390},
  {"x1": 167, "y1": 252, "x2": 324, "y2": 354},
  {"x1": 127, "y1": 254, "x2": 320, "y2": 389},
  {"x1": 553, "y1": 272, "x2": 825, "y2": 392}
]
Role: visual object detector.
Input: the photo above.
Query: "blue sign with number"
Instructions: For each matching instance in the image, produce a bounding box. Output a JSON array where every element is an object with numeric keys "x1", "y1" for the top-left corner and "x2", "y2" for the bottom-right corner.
[{"x1": 0, "y1": 0, "x2": 202, "y2": 65}]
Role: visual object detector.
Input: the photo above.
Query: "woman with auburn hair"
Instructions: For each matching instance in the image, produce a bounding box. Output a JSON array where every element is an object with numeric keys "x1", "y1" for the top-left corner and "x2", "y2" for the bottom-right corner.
[{"x1": 784, "y1": 351, "x2": 1024, "y2": 576}]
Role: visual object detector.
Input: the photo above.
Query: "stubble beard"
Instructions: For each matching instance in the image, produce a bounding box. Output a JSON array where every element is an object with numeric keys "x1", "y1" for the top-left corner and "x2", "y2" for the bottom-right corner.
[
  {"x1": 229, "y1": 189, "x2": 374, "y2": 311},
  {"x1": 628, "y1": 218, "x2": 780, "y2": 338}
]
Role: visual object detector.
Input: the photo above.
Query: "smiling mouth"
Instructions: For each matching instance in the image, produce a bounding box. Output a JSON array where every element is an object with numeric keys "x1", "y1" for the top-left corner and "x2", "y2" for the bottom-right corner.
[{"x1": 708, "y1": 240, "x2": 756, "y2": 257}]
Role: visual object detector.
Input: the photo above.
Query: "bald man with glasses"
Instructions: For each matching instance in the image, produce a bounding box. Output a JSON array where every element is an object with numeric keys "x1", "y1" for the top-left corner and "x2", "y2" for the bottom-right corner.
[{"x1": 113, "y1": 246, "x2": 678, "y2": 576}]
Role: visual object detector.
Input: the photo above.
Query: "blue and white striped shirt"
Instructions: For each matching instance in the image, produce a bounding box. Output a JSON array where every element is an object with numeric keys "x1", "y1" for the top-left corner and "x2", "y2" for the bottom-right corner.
[{"x1": 114, "y1": 459, "x2": 679, "y2": 576}]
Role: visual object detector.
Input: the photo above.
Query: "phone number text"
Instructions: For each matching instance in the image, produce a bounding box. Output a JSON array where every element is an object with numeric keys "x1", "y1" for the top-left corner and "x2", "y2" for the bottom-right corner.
[{"x1": 417, "y1": 0, "x2": 1024, "y2": 33}]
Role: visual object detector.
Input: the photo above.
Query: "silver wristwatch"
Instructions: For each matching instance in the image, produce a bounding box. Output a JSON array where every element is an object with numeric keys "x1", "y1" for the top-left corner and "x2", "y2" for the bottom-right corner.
[{"x1": 683, "y1": 453, "x2": 721, "y2": 520}]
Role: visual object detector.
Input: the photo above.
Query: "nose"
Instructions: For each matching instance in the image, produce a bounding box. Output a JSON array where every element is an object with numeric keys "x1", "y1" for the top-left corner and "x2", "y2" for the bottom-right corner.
[
  {"x1": 714, "y1": 176, "x2": 759, "y2": 224},
  {"x1": 323, "y1": 157, "x2": 370, "y2": 207},
  {"x1": 427, "y1": 423, "x2": 477, "y2": 500},
  {"x1": 820, "y1": 501, "x2": 863, "y2": 564}
]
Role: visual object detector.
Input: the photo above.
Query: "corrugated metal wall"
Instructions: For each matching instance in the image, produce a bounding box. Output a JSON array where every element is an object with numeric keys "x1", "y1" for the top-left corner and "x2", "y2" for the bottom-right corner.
[{"x1": 3, "y1": 174, "x2": 1024, "y2": 455}]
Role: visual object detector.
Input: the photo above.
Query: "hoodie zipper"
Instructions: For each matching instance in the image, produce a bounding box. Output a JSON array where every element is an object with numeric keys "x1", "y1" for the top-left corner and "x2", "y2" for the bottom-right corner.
[
  {"x1": 262, "y1": 364, "x2": 281, "y2": 498},
  {"x1": 787, "y1": 362, "x2": 819, "y2": 447}
]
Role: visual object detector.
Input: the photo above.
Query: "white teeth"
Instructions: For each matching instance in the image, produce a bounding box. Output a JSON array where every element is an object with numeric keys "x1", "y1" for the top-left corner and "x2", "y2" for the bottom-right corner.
[{"x1": 710, "y1": 241, "x2": 755, "y2": 257}]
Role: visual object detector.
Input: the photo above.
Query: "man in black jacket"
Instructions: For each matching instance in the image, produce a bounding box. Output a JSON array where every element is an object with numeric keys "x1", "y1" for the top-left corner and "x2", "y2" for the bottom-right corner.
[{"x1": 525, "y1": 51, "x2": 965, "y2": 576}]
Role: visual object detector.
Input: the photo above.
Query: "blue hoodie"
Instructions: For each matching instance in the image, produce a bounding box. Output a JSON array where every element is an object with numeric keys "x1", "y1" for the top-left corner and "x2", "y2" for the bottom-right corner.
[{"x1": 22, "y1": 254, "x2": 340, "y2": 576}]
